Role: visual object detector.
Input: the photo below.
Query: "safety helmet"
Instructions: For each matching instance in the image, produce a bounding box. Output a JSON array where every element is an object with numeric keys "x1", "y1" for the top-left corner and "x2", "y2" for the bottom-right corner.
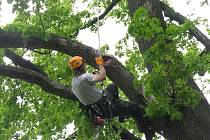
[{"x1": 68, "y1": 56, "x2": 83, "y2": 69}]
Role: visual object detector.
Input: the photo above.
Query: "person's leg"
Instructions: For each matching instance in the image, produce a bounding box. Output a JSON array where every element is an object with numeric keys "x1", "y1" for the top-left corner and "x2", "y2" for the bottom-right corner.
[
  {"x1": 105, "y1": 83, "x2": 119, "y2": 101},
  {"x1": 106, "y1": 84, "x2": 126, "y2": 122}
]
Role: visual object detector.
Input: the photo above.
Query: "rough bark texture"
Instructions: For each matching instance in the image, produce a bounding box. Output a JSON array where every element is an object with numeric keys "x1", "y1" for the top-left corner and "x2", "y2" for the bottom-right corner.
[
  {"x1": 0, "y1": 0, "x2": 210, "y2": 139},
  {"x1": 2, "y1": 29, "x2": 160, "y2": 138},
  {"x1": 4, "y1": 49, "x2": 47, "y2": 76},
  {"x1": 0, "y1": 64, "x2": 144, "y2": 123},
  {"x1": 128, "y1": 0, "x2": 210, "y2": 139},
  {"x1": 0, "y1": 65, "x2": 74, "y2": 99},
  {"x1": 0, "y1": 30, "x2": 153, "y2": 138},
  {"x1": 0, "y1": 31, "x2": 147, "y2": 105}
]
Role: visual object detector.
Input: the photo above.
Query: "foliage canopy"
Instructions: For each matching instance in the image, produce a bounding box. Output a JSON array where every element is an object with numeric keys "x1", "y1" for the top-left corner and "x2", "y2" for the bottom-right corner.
[{"x1": 0, "y1": 0, "x2": 209, "y2": 139}]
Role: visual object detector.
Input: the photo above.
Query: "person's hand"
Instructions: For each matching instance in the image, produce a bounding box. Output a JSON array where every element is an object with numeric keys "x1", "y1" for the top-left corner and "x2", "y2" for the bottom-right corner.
[
  {"x1": 95, "y1": 55, "x2": 113, "y2": 65},
  {"x1": 95, "y1": 57, "x2": 104, "y2": 65}
]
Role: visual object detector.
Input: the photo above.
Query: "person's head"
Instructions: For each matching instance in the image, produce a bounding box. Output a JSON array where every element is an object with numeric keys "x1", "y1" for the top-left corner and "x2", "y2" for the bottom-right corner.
[{"x1": 68, "y1": 56, "x2": 86, "y2": 76}]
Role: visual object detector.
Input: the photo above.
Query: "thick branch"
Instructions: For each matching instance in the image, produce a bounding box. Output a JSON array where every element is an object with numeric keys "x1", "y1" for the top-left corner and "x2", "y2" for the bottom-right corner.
[
  {"x1": 161, "y1": 2, "x2": 210, "y2": 52},
  {"x1": 1, "y1": 66, "x2": 153, "y2": 137},
  {"x1": 0, "y1": 65, "x2": 150, "y2": 131},
  {"x1": 115, "y1": 100, "x2": 154, "y2": 140},
  {"x1": 4, "y1": 49, "x2": 47, "y2": 76},
  {"x1": 0, "y1": 31, "x2": 146, "y2": 105},
  {"x1": 0, "y1": 31, "x2": 152, "y2": 137},
  {"x1": 112, "y1": 125, "x2": 142, "y2": 140},
  {"x1": 0, "y1": 65, "x2": 74, "y2": 100},
  {"x1": 120, "y1": 128, "x2": 142, "y2": 140}
]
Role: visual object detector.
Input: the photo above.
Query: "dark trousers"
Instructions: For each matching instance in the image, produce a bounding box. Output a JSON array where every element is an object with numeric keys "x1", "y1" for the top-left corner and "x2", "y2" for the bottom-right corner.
[{"x1": 80, "y1": 83, "x2": 119, "y2": 121}]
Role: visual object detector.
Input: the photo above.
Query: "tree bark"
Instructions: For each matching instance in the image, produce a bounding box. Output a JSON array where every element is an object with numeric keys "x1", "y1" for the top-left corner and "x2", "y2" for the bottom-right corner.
[
  {"x1": 0, "y1": 31, "x2": 146, "y2": 104},
  {"x1": 160, "y1": 2, "x2": 210, "y2": 52},
  {"x1": 0, "y1": 65, "x2": 74, "y2": 99},
  {"x1": 128, "y1": 0, "x2": 210, "y2": 139},
  {"x1": 0, "y1": 64, "x2": 147, "y2": 123},
  {"x1": 0, "y1": 30, "x2": 155, "y2": 137},
  {"x1": 4, "y1": 49, "x2": 47, "y2": 76},
  {"x1": 1, "y1": 0, "x2": 210, "y2": 137}
]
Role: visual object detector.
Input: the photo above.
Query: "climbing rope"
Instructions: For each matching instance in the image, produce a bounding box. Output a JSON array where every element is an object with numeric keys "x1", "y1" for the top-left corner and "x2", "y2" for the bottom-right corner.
[
  {"x1": 97, "y1": 0, "x2": 101, "y2": 50},
  {"x1": 94, "y1": 2, "x2": 118, "y2": 138}
]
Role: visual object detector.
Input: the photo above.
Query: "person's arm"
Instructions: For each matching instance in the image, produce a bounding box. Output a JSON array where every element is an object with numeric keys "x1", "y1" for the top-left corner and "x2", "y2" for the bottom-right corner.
[
  {"x1": 92, "y1": 64, "x2": 106, "y2": 82},
  {"x1": 91, "y1": 56, "x2": 108, "y2": 82}
]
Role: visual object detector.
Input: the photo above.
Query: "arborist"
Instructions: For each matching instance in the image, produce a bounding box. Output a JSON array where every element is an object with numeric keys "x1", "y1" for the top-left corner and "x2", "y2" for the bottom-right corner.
[{"x1": 68, "y1": 55, "x2": 119, "y2": 127}]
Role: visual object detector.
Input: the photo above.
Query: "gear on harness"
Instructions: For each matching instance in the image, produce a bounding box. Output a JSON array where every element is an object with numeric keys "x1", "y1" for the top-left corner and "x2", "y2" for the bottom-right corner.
[{"x1": 80, "y1": 83, "x2": 122, "y2": 127}]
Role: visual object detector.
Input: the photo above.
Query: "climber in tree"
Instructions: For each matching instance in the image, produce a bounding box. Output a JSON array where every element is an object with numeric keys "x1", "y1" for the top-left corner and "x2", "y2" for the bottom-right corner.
[{"x1": 68, "y1": 56, "x2": 119, "y2": 126}]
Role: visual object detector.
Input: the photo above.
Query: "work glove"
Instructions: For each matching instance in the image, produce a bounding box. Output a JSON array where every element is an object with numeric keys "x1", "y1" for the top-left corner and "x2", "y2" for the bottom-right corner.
[{"x1": 95, "y1": 56, "x2": 104, "y2": 65}]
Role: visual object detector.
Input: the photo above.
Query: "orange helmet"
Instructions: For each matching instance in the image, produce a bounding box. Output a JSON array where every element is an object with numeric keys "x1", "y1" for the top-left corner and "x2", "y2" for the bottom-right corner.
[{"x1": 68, "y1": 56, "x2": 83, "y2": 69}]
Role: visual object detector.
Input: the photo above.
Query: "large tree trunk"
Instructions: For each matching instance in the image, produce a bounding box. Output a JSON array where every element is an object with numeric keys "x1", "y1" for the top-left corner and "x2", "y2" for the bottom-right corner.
[
  {"x1": 1, "y1": 0, "x2": 210, "y2": 138},
  {"x1": 127, "y1": 0, "x2": 210, "y2": 139}
]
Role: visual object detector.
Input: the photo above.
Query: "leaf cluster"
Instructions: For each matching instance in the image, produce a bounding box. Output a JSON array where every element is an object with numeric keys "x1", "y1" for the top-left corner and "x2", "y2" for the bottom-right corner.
[
  {"x1": 128, "y1": 7, "x2": 207, "y2": 120},
  {"x1": 4, "y1": 0, "x2": 84, "y2": 40}
]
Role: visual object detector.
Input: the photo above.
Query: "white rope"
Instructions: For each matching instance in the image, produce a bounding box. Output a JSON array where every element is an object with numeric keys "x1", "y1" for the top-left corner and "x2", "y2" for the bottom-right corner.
[{"x1": 97, "y1": 0, "x2": 101, "y2": 50}]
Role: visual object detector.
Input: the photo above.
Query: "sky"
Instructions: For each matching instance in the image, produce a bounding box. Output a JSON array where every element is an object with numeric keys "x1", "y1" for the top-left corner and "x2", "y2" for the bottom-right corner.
[{"x1": 0, "y1": 0, "x2": 210, "y2": 139}]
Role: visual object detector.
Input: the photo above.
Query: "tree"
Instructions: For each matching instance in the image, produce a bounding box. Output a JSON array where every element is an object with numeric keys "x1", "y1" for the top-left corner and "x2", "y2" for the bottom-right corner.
[{"x1": 0, "y1": 0, "x2": 209, "y2": 139}]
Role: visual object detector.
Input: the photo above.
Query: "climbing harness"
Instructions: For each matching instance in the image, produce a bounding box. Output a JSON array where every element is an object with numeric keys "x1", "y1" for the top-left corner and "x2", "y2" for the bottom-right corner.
[
  {"x1": 89, "y1": 91, "x2": 117, "y2": 139},
  {"x1": 82, "y1": 83, "x2": 121, "y2": 140}
]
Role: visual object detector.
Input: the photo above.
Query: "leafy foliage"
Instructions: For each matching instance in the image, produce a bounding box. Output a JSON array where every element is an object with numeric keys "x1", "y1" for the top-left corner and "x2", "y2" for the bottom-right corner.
[
  {"x1": 0, "y1": 0, "x2": 209, "y2": 139},
  {"x1": 5, "y1": 0, "x2": 83, "y2": 39},
  {"x1": 109, "y1": 0, "x2": 130, "y2": 25},
  {"x1": 128, "y1": 8, "x2": 164, "y2": 40},
  {"x1": 128, "y1": 7, "x2": 207, "y2": 120}
]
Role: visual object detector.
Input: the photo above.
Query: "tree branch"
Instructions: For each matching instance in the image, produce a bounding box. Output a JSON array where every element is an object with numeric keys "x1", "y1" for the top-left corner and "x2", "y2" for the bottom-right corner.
[
  {"x1": 0, "y1": 65, "x2": 151, "y2": 134},
  {"x1": 127, "y1": 1, "x2": 210, "y2": 139},
  {"x1": 0, "y1": 64, "x2": 146, "y2": 116},
  {"x1": 161, "y1": 2, "x2": 210, "y2": 52},
  {"x1": 82, "y1": 0, "x2": 121, "y2": 29},
  {"x1": 4, "y1": 49, "x2": 47, "y2": 76},
  {"x1": 115, "y1": 100, "x2": 155, "y2": 140},
  {"x1": 0, "y1": 65, "x2": 74, "y2": 100},
  {"x1": 0, "y1": 31, "x2": 154, "y2": 138},
  {"x1": 120, "y1": 128, "x2": 142, "y2": 140},
  {"x1": 70, "y1": 0, "x2": 121, "y2": 37},
  {"x1": 112, "y1": 125, "x2": 142, "y2": 140},
  {"x1": 0, "y1": 30, "x2": 146, "y2": 105}
]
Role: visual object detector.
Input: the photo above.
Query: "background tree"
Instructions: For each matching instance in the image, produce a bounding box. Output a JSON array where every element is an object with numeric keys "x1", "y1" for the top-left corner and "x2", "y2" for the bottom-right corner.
[{"x1": 0, "y1": 0, "x2": 209, "y2": 139}]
